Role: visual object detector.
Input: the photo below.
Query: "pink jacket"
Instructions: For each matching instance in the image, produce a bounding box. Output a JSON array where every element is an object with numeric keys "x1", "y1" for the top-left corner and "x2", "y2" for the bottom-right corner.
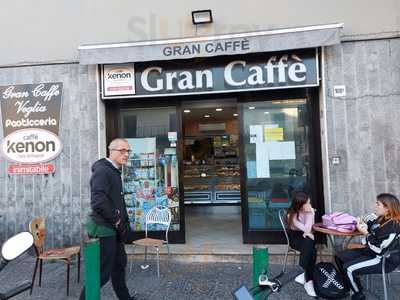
[{"x1": 289, "y1": 211, "x2": 315, "y2": 233}]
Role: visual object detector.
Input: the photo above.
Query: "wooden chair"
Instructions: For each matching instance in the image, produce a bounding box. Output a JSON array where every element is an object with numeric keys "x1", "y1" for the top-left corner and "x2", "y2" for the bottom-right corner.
[
  {"x1": 130, "y1": 206, "x2": 172, "y2": 277},
  {"x1": 29, "y1": 217, "x2": 81, "y2": 296}
]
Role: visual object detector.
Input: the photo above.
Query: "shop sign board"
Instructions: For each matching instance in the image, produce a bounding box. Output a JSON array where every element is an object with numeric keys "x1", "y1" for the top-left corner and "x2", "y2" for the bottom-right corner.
[
  {"x1": 101, "y1": 49, "x2": 318, "y2": 99},
  {"x1": 8, "y1": 163, "x2": 55, "y2": 174},
  {"x1": 1, "y1": 128, "x2": 62, "y2": 163},
  {"x1": 103, "y1": 64, "x2": 136, "y2": 97},
  {"x1": 0, "y1": 82, "x2": 63, "y2": 167}
]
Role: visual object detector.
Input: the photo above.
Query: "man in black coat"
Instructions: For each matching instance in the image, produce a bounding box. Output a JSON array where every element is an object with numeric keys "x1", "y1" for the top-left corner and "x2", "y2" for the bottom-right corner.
[{"x1": 80, "y1": 138, "x2": 136, "y2": 300}]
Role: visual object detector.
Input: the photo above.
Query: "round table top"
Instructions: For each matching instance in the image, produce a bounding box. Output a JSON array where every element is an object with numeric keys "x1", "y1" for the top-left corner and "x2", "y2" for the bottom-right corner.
[{"x1": 313, "y1": 222, "x2": 363, "y2": 237}]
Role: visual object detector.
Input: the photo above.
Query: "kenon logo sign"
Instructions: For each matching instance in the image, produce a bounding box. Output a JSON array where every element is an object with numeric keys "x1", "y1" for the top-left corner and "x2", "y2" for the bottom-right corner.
[
  {"x1": 1, "y1": 128, "x2": 62, "y2": 163},
  {"x1": 106, "y1": 68, "x2": 133, "y2": 81},
  {"x1": 103, "y1": 64, "x2": 136, "y2": 96}
]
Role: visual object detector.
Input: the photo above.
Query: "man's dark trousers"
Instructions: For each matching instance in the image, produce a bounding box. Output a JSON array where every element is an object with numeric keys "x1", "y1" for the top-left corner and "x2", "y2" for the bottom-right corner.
[{"x1": 79, "y1": 235, "x2": 131, "y2": 300}]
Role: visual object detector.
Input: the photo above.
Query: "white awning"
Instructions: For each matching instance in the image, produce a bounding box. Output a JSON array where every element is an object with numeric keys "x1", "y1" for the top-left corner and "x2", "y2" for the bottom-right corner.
[{"x1": 78, "y1": 23, "x2": 343, "y2": 65}]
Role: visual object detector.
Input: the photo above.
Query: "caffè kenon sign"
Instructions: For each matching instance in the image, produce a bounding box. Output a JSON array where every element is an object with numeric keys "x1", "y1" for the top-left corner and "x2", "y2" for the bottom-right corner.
[
  {"x1": 101, "y1": 49, "x2": 318, "y2": 99},
  {"x1": 0, "y1": 82, "x2": 63, "y2": 164}
]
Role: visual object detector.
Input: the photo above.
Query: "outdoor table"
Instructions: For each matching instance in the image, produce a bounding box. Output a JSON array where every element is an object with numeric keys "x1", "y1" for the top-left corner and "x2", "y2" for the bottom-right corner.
[{"x1": 313, "y1": 222, "x2": 364, "y2": 254}]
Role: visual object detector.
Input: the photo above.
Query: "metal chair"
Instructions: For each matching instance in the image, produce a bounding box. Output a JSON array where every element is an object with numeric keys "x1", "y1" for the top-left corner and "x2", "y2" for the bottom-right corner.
[
  {"x1": 381, "y1": 235, "x2": 400, "y2": 300},
  {"x1": 278, "y1": 209, "x2": 300, "y2": 273},
  {"x1": 29, "y1": 217, "x2": 81, "y2": 296},
  {"x1": 130, "y1": 206, "x2": 171, "y2": 277}
]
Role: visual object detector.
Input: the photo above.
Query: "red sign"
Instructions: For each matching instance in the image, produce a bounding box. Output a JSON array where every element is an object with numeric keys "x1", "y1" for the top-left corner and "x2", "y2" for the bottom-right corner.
[{"x1": 8, "y1": 163, "x2": 55, "y2": 175}]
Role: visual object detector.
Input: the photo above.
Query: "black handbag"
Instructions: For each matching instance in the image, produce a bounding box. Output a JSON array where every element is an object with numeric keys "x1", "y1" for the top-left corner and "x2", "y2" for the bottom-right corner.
[{"x1": 313, "y1": 262, "x2": 349, "y2": 299}]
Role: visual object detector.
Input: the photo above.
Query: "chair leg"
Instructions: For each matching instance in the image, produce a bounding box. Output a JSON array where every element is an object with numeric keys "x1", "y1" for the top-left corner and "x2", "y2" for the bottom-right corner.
[
  {"x1": 166, "y1": 243, "x2": 170, "y2": 267},
  {"x1": 30, "y1": 257, "x2": 39, "y2": 295},
  {"x1": 129, "y1": 245, "x2": 136, "y2": 273},
  {"x1": 67, "y1": 260, "x2": 70, "y2": 296},
  {"x1": 282, "y1": 246, "x2": 289, "y2": 273},
  {"x1": 39, "y1": 259, "x2": 43, "y2": 287},
  {"x1": 156, "y1": 247, "x2": 160, "y2": 278},
  {"x1": 77, "y1": 251, "x2": 81, "y2": 283},
  {"x1": 382, "y1": 262, "x2": 388, "y2": 300}
]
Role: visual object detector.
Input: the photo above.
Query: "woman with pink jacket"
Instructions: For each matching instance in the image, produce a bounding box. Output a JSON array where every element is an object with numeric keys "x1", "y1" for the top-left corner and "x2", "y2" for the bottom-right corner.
[{"x1": 286, "y1": 191, "x2": 317, "y2": 297}]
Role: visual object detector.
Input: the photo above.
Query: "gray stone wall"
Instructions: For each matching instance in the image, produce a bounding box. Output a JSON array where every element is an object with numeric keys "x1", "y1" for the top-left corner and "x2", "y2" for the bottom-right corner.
[
  {"x1": 0, "y1": 64, "x2": 98, "y2": 247},
  {"x1": 324, "y1": 38, "x2": 400, "y2": 216}
]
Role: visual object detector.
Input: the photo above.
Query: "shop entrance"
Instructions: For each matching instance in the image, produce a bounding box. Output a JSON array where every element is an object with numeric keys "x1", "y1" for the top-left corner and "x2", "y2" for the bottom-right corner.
[{"x1": 182, "y1": 100, "x2": 243, "y2": 247}]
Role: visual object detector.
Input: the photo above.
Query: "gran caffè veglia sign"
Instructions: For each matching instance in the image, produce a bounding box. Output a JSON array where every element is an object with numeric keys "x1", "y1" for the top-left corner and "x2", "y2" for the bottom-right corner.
[
  {"x1": 0, "y1": 82, "x2": 63, "y2": 164},
  {"x1": 101, "y1": 48, "x2": 318, "y2": 99}
]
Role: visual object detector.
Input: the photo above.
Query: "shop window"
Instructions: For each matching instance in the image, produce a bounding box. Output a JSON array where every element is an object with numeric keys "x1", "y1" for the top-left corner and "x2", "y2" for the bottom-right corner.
[{"x1": 121, "y1": 108, "x2": 180, "y2": 231}]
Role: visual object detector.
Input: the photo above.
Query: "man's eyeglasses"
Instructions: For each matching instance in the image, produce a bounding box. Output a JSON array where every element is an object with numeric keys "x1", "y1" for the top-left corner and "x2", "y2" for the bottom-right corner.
[{"x1": 111, "y1": 148, "x2": 132, "y2": 155}]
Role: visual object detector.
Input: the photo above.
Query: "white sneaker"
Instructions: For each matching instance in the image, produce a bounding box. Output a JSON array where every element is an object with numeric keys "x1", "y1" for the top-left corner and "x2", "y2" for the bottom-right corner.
[
  {"x1": 304, "y1": 280, "x2": 317, "y2": 297},
  {"x1": 294, "y1": 272, "x2": 305, "y2": 285}
]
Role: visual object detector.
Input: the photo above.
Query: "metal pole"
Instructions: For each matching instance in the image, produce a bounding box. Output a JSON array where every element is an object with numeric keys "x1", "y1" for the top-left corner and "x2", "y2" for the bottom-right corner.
[
  {"x1": 252, "y1": 246, "x2": 269, "y2": 300},
  {"x1": 84, "y1": 239, "x2": 100, "y2": 300}
]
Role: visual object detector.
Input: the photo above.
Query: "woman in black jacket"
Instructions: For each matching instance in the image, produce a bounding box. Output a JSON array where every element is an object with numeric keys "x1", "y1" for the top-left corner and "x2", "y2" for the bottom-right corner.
[{"x1": 335, "y1": 193, "x2": 400, "y2": 300}]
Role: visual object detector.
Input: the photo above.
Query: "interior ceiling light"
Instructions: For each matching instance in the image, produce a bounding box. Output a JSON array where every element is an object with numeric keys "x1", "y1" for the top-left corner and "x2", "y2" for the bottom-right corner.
[
  {"x1": 184, "y1": 109, "x2": 191, "y2": 113},
  {"x1": 215, "y1": 108, "x2": 223, "y2": 111},
  {"x1": 204, "y1": 114, "x2": 211, "y2": 118},
  {"x1": 249, "y1": 106, "x2": 255, "y2": 110},
  {"x1": 264, "y1": 111, "x2": 270, "y2": 114},
  {"x1": 233, "y1": 113, "x2": 238, "y2": 117}
]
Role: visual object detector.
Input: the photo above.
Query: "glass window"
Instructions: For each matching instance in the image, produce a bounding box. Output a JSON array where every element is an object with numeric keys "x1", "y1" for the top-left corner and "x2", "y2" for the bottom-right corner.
[
  {"x1": 242, "y1": 99, "x2": 310, "y2": 230},
  {"x1": 121, "y1": 107, "x2": 180, "y2": 231}
]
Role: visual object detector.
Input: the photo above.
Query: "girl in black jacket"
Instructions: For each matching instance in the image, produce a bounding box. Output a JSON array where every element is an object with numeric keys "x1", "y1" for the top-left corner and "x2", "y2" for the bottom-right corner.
[{"x1": 335, "y1": 193, "x2": 400, "y2": 300}]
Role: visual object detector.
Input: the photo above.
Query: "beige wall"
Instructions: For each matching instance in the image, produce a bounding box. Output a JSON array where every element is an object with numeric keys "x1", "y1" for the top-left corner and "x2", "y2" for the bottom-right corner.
[{"x1": 1, "y1": 0, "x2": 399, "y2": 66}]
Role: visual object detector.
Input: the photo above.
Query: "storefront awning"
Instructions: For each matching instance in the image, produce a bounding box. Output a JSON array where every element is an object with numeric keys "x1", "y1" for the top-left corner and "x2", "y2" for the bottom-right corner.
[{"x1": 78, "y1": 23, "x2": 343, "y2": 65}]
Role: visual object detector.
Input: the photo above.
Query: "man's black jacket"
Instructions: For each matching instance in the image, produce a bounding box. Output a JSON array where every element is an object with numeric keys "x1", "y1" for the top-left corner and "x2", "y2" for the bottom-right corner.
[{"x1": 89, "y1": 158, "x2": 129, "y2": 231}]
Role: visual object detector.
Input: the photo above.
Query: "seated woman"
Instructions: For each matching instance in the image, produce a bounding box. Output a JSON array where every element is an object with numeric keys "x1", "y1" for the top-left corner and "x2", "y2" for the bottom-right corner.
[
  {"x1": 287, "y1": 191, "x2": 317, "y2": 297},
  {"x1": 335, "y1": 193, "x2": 400, "y2": 300}
]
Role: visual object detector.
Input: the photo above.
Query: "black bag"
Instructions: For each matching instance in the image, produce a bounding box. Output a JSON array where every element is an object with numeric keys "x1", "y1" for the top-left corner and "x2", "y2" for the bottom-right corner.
[{"x1": 313, "y1": 262, "x2": 349, "y2": 299}]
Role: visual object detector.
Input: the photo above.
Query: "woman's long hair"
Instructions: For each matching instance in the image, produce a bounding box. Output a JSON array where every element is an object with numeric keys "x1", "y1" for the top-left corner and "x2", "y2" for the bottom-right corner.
[
  {"x1": 376, "y1": 193, "x2": 400, "y2": 223},
  {"x1": 287, "y1": 191, "x2": 310, "y2": 228}
]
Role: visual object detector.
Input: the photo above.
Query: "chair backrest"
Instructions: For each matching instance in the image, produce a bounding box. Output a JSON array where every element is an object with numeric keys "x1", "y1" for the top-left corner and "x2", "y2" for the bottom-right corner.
[
  {"x1": 29, "y1": 217, "x2": 46, "y2": 254},
  {"x1": 145, "y1": 206, "x2": 172, "y2": 242},
  {"x1": 278, "y1": 209, "x2": 291, "y2": 245}
]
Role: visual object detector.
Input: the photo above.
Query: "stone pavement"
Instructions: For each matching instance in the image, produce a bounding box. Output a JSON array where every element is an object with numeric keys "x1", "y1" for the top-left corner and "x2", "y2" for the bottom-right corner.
[{"x1": 0, "y1": 253, "x2": 398, "y2": 299}]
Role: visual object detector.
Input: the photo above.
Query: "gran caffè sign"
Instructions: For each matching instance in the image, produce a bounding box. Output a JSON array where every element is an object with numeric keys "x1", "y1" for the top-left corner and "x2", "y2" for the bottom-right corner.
[
  {"x1": 0, "y1": 82, "x2": 63, "y2": 164},
  {"x1": 101, "y1": 48, "x2": 318, "y2": 99}
]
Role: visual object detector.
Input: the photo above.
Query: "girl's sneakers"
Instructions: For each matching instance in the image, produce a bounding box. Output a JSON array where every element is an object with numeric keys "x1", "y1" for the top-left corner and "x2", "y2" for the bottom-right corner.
[
  {"x1": 294, "y1": 272, "x2": 305, "y2": 284},
  {"x1": 304, "y1": 280, "x2": 317, "y2": 297}
]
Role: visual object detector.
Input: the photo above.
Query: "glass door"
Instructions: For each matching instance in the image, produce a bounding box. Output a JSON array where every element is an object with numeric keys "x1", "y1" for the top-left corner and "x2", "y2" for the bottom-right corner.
[
  {"x1": 241, "y1": 99, "x2": 312, "y2": 243},
  {"x1": 120, "y1": 107, "x2": 184, "y2": 242}
]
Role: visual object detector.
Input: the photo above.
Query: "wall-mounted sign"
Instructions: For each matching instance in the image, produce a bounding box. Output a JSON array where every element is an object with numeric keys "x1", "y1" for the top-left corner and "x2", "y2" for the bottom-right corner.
[
  {"x1": 1, "y1": 128, "x2": 62, "y2": 163},
  {"x1": 101, "y1": 49, "x2": 319, "y2": 99},
  {"x1": 0, "y1": 82, "x2": 62, "y2": 136},
  {"x1": 0, "y1": 82, "x2": 63, "y2": 166},
  {"x1": 8, "y1": 163, "x2": 55, "y2": 174},
  {"x1": 103, "y1": 64, "x2": 135, "y2": 97},
  {"x1": 333, "y1": 85, "x2": 346, "y2": 97}
]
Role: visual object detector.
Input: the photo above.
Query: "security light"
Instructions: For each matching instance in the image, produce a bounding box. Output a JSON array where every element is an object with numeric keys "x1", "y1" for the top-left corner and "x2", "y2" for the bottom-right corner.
[{"x1": 192, "y1": 10, "x2": 213, "y2": 25}]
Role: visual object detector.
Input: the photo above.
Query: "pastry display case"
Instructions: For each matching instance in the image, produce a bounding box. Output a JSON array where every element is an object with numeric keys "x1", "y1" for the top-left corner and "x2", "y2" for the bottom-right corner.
[{"x1": 183, "y1": 135, "x2": 241, "y2": 204}]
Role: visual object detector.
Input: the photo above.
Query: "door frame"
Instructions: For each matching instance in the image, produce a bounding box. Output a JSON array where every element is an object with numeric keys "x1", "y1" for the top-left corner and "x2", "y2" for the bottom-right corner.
[
  {"x1": 105, "y1": 97, "x2": 186, "y2": 243},
  {"x1": 238, "y1": 87, "x2": 324, "y2": 244}
]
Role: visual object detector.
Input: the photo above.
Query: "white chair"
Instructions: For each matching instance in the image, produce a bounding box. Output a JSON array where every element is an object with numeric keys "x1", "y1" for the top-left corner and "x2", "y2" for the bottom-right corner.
[
  {"x1": 130, "y1": 206, "x2": 171, "y2": 277},
  {"x1": 278, "y1": 209, "x2": 300, "y2": 273}
]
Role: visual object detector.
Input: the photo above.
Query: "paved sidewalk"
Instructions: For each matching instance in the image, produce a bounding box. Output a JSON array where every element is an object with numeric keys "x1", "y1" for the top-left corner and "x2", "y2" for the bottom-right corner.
[{"x1": 0, "y1": 254, "x2": 398, "y2": 299}]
